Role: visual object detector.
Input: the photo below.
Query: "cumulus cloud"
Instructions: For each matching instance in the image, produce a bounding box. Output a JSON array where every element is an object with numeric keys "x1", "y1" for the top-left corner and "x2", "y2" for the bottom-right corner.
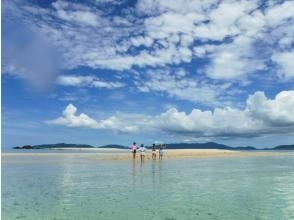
[
  {"x1": 158, "y1": 90, "x2": 294, "y2": 137},
  {"x1": 247, "y1": 91, "x2": 294, "y2": 126},
  {"x1": 57, "y1": 75, "x2": 124, "y2": 89},
  {"x1": 47, "y1": 90, "x2": 294, "y2": 138},
  {"x1": 46, "y1": 104, "x2": 151, "y2": 133},
  {"x1": 46, "y1": 104, "x2": 99, "y2": 128}
]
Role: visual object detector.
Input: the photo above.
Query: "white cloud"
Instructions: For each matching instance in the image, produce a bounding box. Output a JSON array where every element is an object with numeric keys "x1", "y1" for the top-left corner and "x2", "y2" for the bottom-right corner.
[
  {"x1": 47, "y1": 90, "x2": 294, "y2": 138},
  {"x1": 136, "y1": 69, "x2": 223, "y2": 104},
  {"x1": 57, "y1": 75, "x2": 124, "y2": 89},
  {"x1": 3, "y1": 0, "x2": 294, "y2": 84},
  {"x1": 130, "y1": 36, "x2": 154, "y2": 47},
  {"x1": 247, "y1": 91, "x2": 294, "y2": 126},
  {"x1": 154, "y1": 106, "x2": 262, "y2": 137},
  {"x1": 237, "y1": 10, "x2": 265, "y2": 37},
  {"x1": 206, "y1": 50, "x2": 249, "y2": 79},
  {"x1": 144, "y1": 12, "x2": 205, "y2": 39},
  {"x1": 46, "y1": 104, "x2": 99, "y2": 128},
  {"x1": 264, "y1": 1, "x2": 294, "y2": 27},
  {"x1": 98, "y1": 113, "x2": 152, "y2": 133},
  {"x1": 46, "y1": 104, "x2": 152, "y2": 133},
  {"x1": 193, "y1": 1, "x2": 257, "y2": 41},
  {"x1": 203, "y1": 35, "x2": 267, "y2": 79},
  {"x1": 52, "y1": 0, "x2": 101, "y2": 27},
  {"x1": 57, "y1": 75, "x2": 94, "y2": 86},
  {"x1": 162, "y1": 90, "x2": 294, "y2": 137},
  {"x1": 271, "y1": 51, "x2": 294, "y2": 79}
]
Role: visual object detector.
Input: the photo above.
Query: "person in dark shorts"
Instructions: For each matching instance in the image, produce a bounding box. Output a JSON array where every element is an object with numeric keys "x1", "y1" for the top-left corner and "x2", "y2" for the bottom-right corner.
[
  {"x1": 130, "y1": 142, "x2": 137, "y2": 159},
  {"x1": 152, "y1": 144, "x2": 156, "y2": 160},
  {"x1": 159, "y1": 144, "x2": 164, "y2": 160}
]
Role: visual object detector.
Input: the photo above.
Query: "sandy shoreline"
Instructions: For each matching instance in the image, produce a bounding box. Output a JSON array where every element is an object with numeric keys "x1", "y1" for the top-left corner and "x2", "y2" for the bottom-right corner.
[{"x1": 2, "y1": 149, "x2": 289, "y2": 160}]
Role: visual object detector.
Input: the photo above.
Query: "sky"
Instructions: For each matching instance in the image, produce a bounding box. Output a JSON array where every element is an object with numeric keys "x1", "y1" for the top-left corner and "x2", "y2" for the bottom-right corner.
[{"x1": 2, "y1": 0, "x2": 294, "y2": 148}]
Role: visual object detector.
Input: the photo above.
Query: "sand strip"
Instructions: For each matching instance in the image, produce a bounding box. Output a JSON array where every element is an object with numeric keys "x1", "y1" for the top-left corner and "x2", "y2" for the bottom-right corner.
[{"x1": 2, "y1": 149, "x2": 290, "y2": 160}]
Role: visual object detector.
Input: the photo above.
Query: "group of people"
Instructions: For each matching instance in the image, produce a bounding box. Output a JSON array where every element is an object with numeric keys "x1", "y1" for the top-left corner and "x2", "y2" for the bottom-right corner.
[{"x1": 130, "y1": 142, "x2": 165, "y2": 161}]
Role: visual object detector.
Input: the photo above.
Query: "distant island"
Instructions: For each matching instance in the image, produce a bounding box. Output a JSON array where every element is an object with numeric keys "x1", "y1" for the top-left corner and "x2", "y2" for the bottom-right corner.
[
  {"x1": 162, "y1": 142, "x2": 294, "y2": 150},
  {"x1": 13, "y1": 143, "x2": 95, "y2": 149},
  {"x1": 272, "y1": 145, "x2": 294, "y2": 150},
  {"x1": 163, "y1": 142, "x2": 257, "y2": 150},
  {"x1": 98, "y1": 144, "x2": 128, "y2": 149},
  {"x1": 13, "y1": 142, "x2": 294, "y2": 150}
]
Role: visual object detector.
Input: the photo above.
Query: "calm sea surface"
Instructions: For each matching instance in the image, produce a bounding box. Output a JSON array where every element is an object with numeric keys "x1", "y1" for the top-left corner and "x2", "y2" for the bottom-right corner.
[{"x1": 2, "y1": 153, "x2": 294, "y2": 220}]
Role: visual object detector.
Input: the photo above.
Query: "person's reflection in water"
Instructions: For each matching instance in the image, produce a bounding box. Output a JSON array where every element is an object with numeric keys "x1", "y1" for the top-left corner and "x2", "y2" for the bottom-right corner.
[
  {"x1": 131, "y1": 159, "x2": 136, "y2": 185},
  {"x1": 152, "y1": 160, "x2": 156, "y2": 186},
  {"x1": 139, "y1": 159, "x2": 145, "y2": 184},
  {"x1": 158, "y1": 159, "x2": 163, "y2": 185}
]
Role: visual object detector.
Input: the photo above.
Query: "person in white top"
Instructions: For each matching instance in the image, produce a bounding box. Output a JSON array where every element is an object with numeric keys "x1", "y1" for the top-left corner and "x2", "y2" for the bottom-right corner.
[{"x1": 139, "y1": 144, "x2": 147, "y2": 162}]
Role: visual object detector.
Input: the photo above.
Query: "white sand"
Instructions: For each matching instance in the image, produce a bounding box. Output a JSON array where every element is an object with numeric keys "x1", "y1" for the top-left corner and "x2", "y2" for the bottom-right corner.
[{"x1": 2, "y1": 148, "x2": 287, "y2": 160}]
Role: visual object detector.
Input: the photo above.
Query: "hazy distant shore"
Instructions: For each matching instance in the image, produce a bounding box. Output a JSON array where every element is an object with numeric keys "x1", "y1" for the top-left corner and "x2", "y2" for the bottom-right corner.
[{"x1": 2, "y1": 148, "x2": 289, "y2": 160}]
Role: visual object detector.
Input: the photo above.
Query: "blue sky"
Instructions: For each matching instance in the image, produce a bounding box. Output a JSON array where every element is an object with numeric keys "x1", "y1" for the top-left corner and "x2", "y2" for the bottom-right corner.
[{"x1": 2, "y1": 0, "x2": 294, "y2": 148}]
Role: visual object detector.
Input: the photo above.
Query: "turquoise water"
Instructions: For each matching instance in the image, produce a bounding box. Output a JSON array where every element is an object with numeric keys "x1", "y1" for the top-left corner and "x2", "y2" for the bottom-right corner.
[{"x1": 2, "y1": 153, "x2": 294, "y2": 220}]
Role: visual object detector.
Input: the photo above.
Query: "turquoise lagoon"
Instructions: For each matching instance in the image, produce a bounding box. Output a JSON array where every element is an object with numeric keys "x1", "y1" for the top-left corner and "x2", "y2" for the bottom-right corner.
[{"x1": 2, "y1": 152, "x2": 294, "y2": 220}]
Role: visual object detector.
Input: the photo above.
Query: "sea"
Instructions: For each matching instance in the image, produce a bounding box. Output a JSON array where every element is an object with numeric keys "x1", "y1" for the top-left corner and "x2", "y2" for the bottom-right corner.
[{"x1": 2, "y1": 151, "x2": 294, "y2": 220}]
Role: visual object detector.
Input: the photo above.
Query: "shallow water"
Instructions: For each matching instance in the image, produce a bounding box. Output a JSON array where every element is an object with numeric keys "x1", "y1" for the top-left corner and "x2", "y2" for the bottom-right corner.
[{"x1": 2, "y1": 153, "x2": 294, "y2": 220}]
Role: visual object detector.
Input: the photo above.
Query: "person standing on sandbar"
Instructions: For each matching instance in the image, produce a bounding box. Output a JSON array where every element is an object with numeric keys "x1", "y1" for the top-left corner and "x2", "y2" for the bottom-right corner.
[
  {"x1": 152, "y1": 144, "x2": 156, "y2": 160},
  {"x1": 139, "y1": 144, "x2": 147, "y2": 162},
  {"x1": 130, "y1": 142, "x2": 137, "y2": 159},
  {"x1": 159, "y1": 144, "x2": 164, "y2": 160}
]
